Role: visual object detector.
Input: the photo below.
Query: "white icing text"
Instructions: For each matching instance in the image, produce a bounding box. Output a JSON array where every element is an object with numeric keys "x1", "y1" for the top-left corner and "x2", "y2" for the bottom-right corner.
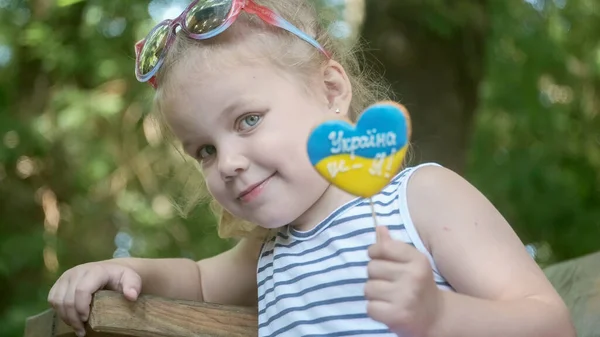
[
  {"x1": 326, "y1": 148, "x2": 397, "y2": 179},
  {"x1": 328, "y1": 129, "x2": 397, "y2": 158}
]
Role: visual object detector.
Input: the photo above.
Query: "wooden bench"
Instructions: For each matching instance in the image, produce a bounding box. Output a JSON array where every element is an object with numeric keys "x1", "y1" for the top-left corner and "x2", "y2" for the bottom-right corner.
[{"x1": 24, "y1": 251, "x2": 600, "y2": 337}]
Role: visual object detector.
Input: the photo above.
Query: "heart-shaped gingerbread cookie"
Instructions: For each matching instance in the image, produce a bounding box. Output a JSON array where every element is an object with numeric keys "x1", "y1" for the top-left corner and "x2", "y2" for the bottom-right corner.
[{"x1": 307, "y1": 101, "x2": 411, "y2": 198}]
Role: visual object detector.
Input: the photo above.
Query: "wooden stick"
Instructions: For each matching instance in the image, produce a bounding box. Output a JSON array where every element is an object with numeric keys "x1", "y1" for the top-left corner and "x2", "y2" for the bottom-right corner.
[{"x1": 369, "y1": 197, "x2": 381, "y2": 241}]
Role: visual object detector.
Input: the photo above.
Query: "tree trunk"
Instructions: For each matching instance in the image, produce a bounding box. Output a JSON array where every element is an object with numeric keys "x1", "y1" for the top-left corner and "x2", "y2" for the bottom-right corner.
[{"x1": 360, "y1": 0, "x2": 488, "y2": 174}]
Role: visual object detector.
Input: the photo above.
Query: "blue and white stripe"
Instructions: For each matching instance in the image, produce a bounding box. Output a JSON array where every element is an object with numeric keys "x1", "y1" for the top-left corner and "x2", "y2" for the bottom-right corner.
[{"x1": 256, "y1": 163, "x2": 453, "y2": 337}]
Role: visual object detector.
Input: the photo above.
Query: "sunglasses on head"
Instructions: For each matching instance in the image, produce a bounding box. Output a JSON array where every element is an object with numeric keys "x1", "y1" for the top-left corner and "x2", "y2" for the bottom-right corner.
[{"x1": 134, "y1": 0, "x2": 331, "y2": 88}]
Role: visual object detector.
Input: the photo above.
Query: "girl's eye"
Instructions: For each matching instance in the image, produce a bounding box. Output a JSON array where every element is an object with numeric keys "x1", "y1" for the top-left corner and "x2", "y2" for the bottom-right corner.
[
  {"x1": 238, "y1": 114, "x2": 262, "y2": 131},
  {"x1": 196, "y1": 145, "x2": 216, "y2": 160}
]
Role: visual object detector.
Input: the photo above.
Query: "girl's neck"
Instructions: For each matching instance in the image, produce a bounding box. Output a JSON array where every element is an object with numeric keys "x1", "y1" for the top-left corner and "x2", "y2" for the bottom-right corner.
[{"x1": 289, "y1": 184, "x2": 357, "y2": 232}]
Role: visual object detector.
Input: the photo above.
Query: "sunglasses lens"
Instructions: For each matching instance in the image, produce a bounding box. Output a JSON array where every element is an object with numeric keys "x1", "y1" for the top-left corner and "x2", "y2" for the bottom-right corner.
[
  {"x1": 138, "y1": 23, "x2": 171, "y2": 77},
  {"x1": 185, "y1": 0, "x2": 233, "y2": 35}
]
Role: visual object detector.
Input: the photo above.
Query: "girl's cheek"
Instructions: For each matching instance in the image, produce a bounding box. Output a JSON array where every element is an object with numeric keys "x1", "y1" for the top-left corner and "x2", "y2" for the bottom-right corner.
[{"x1": 204, "y1": 171, "x2": 220, "y2": 195}]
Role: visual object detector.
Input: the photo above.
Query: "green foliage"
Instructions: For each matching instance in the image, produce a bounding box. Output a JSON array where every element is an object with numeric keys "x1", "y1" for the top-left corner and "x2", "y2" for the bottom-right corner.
[
  {"x1": 467, "y1": 0, "x2": 600, "y2": 265},
  {"x1": 0, "y1": 1, "x2": 232, "y2": 336}
]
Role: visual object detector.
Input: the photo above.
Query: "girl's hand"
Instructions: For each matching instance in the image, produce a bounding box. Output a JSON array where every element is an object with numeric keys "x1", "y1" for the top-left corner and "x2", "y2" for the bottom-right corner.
[
  {"x1": 47, "y1": 261, "x2": 142, "y2": 337},
  {"x1": 365, "y1": 226, "x2": 442, "y2": 337}
]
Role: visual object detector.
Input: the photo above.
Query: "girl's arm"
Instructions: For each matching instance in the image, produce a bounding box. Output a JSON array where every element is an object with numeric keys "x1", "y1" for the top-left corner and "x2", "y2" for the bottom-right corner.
[
  {"x1": 116, "y1": 237, "x2": 262, "y2": 306},
  {"x1": 49, "y1": 237, "x2": 262, "y2": 335},
  {"x1": 197, "y1": 237, "x2": 262, "y2": 306},
  {"x1": 408, "y1": 165, "x2": 574, "y2": 337}
]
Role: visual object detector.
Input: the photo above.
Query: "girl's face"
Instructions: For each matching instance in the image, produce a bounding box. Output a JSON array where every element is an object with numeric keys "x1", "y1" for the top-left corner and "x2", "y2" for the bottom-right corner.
[{"x1": 162, "y1": 49, "x2": 354, "y2": 230}]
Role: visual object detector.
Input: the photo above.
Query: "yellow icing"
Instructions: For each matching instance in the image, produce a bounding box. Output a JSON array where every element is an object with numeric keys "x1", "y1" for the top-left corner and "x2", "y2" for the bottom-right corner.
[{"x1": 313, "y1": 147, "x2": 408, "y2": 198}]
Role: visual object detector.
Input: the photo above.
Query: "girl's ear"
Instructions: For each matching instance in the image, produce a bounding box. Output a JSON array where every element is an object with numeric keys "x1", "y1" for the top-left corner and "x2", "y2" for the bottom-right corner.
[{"x1": 321, "y1": 59, "x2": 352, "y2": 117}]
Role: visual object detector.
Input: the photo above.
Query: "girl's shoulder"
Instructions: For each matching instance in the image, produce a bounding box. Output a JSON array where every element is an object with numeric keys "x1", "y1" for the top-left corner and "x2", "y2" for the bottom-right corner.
[
  {"x1": 377, "y1": 162, "x2": 445, "y2": 206},
  {"x1": 392, "y1": 162, "x2": 478, "y2": 245},
  {"x1": 398, "y1": 162, "x2": 483, "y2": 229},
  {"x1": 386, "y1": 161, "x2": 500, "y2": 255}
]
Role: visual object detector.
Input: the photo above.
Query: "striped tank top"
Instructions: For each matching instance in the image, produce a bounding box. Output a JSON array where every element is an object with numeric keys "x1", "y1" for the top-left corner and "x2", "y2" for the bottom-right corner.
[{"x1": 256, "y1": 163, "x2": 454, "y2": 337}]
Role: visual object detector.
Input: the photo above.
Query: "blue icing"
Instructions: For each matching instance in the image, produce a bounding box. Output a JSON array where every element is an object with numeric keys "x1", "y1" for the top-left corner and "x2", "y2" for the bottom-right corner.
[{"x1": 307, "y1": 103, "x2": 408, "y2": 165}]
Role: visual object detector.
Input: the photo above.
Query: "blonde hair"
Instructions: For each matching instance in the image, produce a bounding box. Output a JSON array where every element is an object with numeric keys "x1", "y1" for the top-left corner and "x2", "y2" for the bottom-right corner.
[{"x1": 154, "y1": 0, "x2": 394, "y2": 239}]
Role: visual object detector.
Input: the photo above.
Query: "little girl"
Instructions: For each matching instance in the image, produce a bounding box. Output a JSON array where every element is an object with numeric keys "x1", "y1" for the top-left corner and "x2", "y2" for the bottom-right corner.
[{"x1": 48, "y1": 1, "x2": 574, "y2": 336}]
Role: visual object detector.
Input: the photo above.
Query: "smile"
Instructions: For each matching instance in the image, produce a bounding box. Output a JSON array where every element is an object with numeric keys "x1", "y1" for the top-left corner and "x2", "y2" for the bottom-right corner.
[{"x1": 238, "y1": 173, "x2": 276, "y2": 203}]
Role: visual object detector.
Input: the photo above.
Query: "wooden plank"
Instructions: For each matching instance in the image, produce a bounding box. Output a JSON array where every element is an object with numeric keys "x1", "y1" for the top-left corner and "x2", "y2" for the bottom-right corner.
[
  {"x1": 544, "y1": 251, "x2": 600, "y2": 337},
  {"x1": 24, "y1": 291, "x2": 258, "y2": 337},
  {"x1": 89, "y1": 291, "x2": 257, "y2": 337}
]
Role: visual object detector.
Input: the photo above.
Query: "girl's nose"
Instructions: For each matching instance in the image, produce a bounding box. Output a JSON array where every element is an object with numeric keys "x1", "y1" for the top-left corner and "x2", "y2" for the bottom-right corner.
[{"x1": 218, "y1": 150, "x2": 250, "y2": 181}]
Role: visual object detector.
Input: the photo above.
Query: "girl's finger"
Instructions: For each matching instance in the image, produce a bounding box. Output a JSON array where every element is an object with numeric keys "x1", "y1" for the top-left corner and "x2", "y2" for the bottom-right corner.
[
  {"x1": 367, "y1": 259, "x2": 404, "y2": 281},
  {"x1": 363, "y1": 279, "x2": 395, "y2": 301},
  {"x1": 366, "y1": 300, "x2": 396, "y2": 327},
  {"x1": 74, "y1": 267, "x2": 108, "y2": 322},
  {"x1": 117, "y1": 268, "x2": 142, "y2": 301},
  {"x1": 62, "y1": 273, "x2": 87, "y2": 336},
  {"x1": 49, "y1": 277, "x2": 70, "y2": 328},
  {"x1": 375, "y1": 225, "x2": 393, "y2": 242},
  {"x1": 368, "y1": 239, "x2": 419, "y2": 263}
]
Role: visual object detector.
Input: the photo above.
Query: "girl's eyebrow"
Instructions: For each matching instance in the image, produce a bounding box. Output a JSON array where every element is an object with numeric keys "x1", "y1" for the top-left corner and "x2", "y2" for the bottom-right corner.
[
  {"x1": 218, "y1": 96, "x2": 254, "y2": 122},
  {"x1": 182, "y1": 140, "x2": 195, "y2": 152},
  {"x1": 180, "y1": 96, "x2": 261, "y2": 149}
]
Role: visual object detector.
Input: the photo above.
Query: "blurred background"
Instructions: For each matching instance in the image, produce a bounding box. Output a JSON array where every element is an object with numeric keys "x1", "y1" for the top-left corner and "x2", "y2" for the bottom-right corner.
[{"x1": 1, "y1": 0, "x2": 599, "y2": 336}]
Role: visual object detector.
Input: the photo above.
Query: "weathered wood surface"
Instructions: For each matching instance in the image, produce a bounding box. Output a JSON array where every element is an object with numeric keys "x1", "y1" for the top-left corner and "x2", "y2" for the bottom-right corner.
[
  {"x1": 24, "y1": 290, "x2": 258, "y2": 337},
  {"x1": 24, "y1": 252, "x2": 600, "y2": 337},
  {"x1": 544, "y1": 251, "x2": 600, "y2": 337}
]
